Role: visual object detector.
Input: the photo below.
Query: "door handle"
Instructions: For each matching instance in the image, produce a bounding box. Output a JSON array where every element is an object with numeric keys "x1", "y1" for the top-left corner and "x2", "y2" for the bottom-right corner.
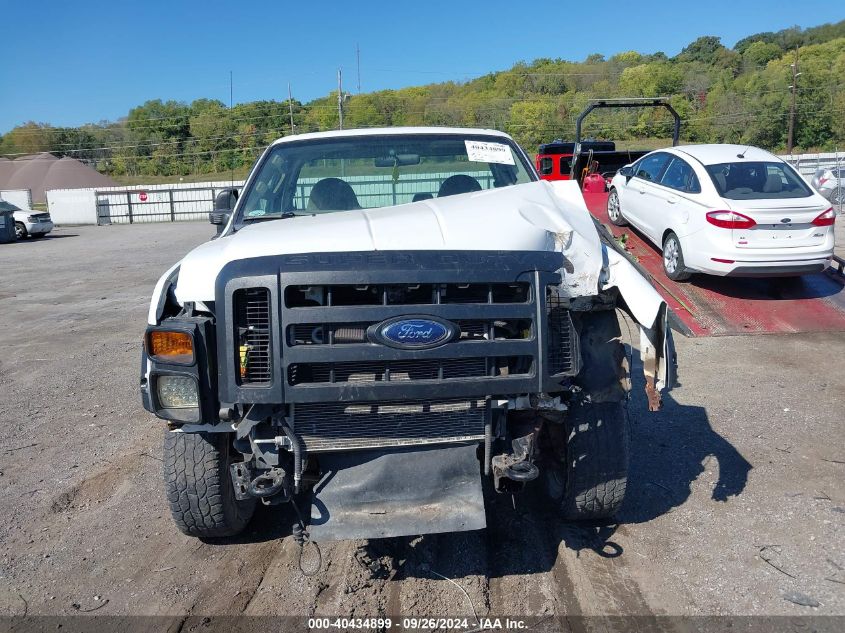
[
  {"x1": 638, "y1": 188, "x2": 646, "y2": 194},
  {"x1": 667, "y1": 196, "x2": 678, "y2": 204}
]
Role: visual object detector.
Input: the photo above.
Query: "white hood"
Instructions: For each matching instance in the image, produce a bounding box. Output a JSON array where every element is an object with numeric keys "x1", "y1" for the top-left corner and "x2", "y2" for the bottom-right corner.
[
  {"x1": 151, "y1": 179, "x2": 673, "y2": 399},
  {"x1": 174, "y1": 180, "x2": 603, "y2": 304}
]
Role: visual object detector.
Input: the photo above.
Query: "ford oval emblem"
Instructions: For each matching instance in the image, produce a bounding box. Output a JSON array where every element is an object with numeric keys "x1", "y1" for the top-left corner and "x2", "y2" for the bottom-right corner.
[
  {"x1": 781, "y1": 218, "x2": 792, "y2": 224},
  {"x1": 369, "y1": 316, "x2": 458, "y2": 349}
]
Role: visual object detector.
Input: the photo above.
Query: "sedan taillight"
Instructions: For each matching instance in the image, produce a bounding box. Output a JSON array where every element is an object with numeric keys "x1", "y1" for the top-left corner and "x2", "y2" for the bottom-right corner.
[
  {"x1": 811, "y1": 208, "x2": 836, "y2": 227},
  {"x1": 706, "y1": 210, "x2": 756, "y2": 230}
]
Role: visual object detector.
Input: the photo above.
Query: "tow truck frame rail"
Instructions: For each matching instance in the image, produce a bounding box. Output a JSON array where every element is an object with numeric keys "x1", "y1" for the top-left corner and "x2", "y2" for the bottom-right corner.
[{"x1": 570, "y1": 98, "x2": 682, "y2": 180}]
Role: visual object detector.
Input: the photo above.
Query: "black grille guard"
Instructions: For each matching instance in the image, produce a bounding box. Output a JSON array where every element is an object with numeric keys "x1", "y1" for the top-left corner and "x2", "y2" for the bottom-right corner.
[{"x1": 215, "y1": 250, "x2": 571, "y2": 404}]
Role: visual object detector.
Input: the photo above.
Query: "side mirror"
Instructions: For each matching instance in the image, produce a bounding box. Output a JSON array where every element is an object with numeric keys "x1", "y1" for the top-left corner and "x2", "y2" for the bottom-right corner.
[
  {"x1": 209, "y1": 188, "x2": 239, "y2": 234},
  {"x1": 619, "y1": 165, "x2": 634, "y2": 178}
]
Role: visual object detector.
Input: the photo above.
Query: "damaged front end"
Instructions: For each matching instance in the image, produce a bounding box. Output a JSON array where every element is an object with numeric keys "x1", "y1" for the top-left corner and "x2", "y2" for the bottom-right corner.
[{"x1": 142, "y1": 180, "x2": 676, "y2": 543}]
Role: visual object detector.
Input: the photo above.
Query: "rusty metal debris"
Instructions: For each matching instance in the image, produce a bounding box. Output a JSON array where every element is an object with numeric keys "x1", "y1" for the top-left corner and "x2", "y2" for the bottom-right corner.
[{"x1": 645, "y1": 377, "x2": 662, "y2": 412}]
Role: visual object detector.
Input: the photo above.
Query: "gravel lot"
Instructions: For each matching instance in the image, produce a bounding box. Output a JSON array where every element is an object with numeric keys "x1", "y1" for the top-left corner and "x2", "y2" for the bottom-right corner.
[{"x1": 0, "y1": 223, "x2": 843, "y2": 625}]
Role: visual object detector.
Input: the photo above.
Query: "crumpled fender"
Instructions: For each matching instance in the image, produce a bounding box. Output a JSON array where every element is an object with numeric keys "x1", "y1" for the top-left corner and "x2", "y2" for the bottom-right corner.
[
  {"x1": 602, "y1": 246, "x2": 677, "y2": 409},
  {"x1": 545, "y1": 181, "x2": 676, "y2": 409}
]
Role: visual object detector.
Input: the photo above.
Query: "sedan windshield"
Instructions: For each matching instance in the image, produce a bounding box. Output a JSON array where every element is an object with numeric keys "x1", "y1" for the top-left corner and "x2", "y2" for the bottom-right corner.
[
  {"x1": 237, "y1": 133, "x2": 535, "y2": 222},
  {"x1": 706, "y1": 161, "x2": 812, "y2": 200}
]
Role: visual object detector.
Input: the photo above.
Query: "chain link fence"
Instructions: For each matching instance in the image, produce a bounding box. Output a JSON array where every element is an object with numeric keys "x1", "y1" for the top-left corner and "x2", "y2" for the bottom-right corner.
[
  {"x1": 94, "y1": 172, "x2": 497, "y2": 225},
  {"x1": 781, "y1": 151, "x2": 844, "y2": 214}
]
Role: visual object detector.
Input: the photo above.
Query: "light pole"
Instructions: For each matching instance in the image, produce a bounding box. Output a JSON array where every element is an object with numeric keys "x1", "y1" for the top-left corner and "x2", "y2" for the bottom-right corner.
[
  {"x1": 787, "y1": 48, "x2": 801, "y2": 154},
  {"x1": 337, "y1": 69, "x2": 344, "y2": 130}
]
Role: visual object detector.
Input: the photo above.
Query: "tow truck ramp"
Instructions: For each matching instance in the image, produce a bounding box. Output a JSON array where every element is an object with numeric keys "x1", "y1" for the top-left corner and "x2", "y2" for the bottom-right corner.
[{"x1": 583, "y1": 192, "x2": 845, "y2": 337}]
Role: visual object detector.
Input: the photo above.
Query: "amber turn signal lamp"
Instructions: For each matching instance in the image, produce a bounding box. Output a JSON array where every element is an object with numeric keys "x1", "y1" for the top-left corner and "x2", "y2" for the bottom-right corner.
[{"x1": 147, "y1": 330, "x2": 194, "y2": 364}]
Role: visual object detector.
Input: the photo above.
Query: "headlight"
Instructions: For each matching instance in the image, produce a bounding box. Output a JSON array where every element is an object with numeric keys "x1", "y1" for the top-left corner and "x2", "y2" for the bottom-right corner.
[
  {"x1": 156, "y1": 375, "x2": 199, "y2": 409},
  {"x1": 27, "y1": 215, "x2": 38, "y2": 222},
  {"x1": 147, "y1": 330, "x2": 194, "y2": 364}
]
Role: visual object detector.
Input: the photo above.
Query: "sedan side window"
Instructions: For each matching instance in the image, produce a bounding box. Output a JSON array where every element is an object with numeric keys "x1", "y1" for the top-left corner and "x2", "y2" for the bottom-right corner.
[
  {"x1": 660, "y1": 157, "x2": 701, "y2": 193},
  {"x1": 634, "y1": 153, "x2": 671, "y2": 183}
]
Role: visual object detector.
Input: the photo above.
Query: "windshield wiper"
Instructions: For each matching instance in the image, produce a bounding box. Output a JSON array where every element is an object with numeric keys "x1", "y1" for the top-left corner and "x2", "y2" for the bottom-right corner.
[{"x1": 245, "y1": 211, "x2": 309, "y2": 221}]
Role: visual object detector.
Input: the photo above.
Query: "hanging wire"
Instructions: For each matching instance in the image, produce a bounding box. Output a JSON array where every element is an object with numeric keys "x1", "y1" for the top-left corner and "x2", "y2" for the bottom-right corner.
[{"x1": 290, "y1": 499, "x2": 322, "y2": 577}]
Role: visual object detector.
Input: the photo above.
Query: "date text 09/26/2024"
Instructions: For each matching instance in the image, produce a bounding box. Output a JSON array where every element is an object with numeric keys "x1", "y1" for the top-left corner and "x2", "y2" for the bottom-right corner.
[{"x1": 308, "y1": 617, "x2": 529, "y2": 630}]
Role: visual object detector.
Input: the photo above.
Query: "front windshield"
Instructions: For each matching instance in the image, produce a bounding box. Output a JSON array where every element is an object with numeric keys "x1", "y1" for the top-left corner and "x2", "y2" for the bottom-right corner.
[
  {"x1": 706, "y1": 161, "x2": 812, "y2": 200},
  {"x1": 237, "y1": 133, "x2": 535, "y2": 222}
]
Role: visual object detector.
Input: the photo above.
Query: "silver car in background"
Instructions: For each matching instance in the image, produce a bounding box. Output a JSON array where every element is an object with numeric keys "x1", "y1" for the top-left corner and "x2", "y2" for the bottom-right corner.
[{"x1": 811, "y1": 167, "x2": 844, "y2": 206}]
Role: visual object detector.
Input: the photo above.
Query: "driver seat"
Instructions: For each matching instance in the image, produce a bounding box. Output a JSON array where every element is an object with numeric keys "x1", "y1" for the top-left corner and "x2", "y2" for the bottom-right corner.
[
  {"x1": 308, "y1": 178, "x2": 361, "y2": 211},
  {"x1": 437, "y1": 175, "x2": 482, "y2": 198}
]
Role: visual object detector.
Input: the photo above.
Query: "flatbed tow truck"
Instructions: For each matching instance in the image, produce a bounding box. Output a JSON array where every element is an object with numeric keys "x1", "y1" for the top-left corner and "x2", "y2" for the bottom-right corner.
[{"x1": 542, "y1": 99, "x2": 845, "y2": 336}]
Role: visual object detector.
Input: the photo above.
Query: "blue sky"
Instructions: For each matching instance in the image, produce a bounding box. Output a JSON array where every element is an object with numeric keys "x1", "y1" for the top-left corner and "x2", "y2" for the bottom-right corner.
[{"x1": 1, "y1": 0, "x2": 842, "y2": 133}]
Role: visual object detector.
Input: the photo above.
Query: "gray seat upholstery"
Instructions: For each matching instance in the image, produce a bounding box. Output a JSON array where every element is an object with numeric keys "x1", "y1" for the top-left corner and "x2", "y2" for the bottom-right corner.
[
  {"x1": 713, "y1": 171, "x2": 727, "y2": 192},
  {"x1": 763, "y1": 173, "x2": 783, "y2": 193},
  {"x1": 437, "y1": 175, "x2": 482, "y2": 198},
  {"x1": 308, "y1": 178, "x2": 361, "y2": 211}
]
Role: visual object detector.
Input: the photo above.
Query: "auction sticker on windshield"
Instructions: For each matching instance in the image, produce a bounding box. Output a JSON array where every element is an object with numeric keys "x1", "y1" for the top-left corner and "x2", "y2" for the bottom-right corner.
[{"x1": 465, "y1": 140, "x2": 515, "y2": 165}]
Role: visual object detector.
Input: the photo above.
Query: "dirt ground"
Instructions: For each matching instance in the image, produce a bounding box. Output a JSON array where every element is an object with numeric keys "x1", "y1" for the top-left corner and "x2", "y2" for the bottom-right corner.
[{"x1": 1, "y1": 224, "x2": 843, "y2": 627}]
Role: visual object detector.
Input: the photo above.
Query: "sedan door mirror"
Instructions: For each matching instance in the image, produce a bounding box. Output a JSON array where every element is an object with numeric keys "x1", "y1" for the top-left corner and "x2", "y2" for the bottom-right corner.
[{"x1": 619, "y1": 165, "x2": 634, "y2": 179}]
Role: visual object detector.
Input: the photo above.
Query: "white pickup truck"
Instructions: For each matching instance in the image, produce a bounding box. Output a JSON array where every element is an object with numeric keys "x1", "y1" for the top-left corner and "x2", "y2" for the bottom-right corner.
[
  {"x1": 0, "y1": 199, "x2": 53, "y2": 240},
  {"x1": 141, "y1": 127, "x2": 675, "y2": 541}
]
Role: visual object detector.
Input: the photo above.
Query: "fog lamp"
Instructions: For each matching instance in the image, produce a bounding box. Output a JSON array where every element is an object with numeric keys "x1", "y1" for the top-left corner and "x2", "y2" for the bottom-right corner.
[
  {"x1": 157, "y1": 375, "x2": 199, "y2": 409},
  {"x1": 147, "y1": 330, "x2": 194, "y2": 364}
]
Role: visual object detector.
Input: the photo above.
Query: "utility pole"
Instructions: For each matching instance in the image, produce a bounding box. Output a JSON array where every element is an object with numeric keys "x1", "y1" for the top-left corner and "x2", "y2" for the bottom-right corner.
[
  {"x1": 787, "y1": 48, "x2": 800, "y2": 154},
  {"x1": 337, "y1": 69, "x2": 344, "y2": 130},
  {"x1": 356, "y1": 43, "x2": 361, "y2": 93},
  {"x1": 229, "y1": 70, "x2": 234, "y2": 186},
  {"x1": 287, "y1": 82, "x2": 295, "y2": 133}
]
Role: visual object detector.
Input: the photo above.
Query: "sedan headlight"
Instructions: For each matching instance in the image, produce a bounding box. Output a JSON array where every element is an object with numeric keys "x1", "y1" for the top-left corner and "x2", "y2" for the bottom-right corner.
[{"x1": 156, "y1": 375, "x2": 199, "y2": 409}]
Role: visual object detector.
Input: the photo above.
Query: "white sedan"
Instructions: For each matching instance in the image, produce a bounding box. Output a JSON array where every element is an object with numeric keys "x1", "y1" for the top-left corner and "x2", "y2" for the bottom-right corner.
[
  {"x1": 607, "y1": 144, "x2": 835, "y2": 280},
  {"x1": 0, "y1": 200, "x2": 54, "y2": 239}
]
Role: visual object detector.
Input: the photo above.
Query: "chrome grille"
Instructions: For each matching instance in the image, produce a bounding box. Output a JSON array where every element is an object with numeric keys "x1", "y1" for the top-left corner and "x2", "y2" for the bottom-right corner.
[
  {"x1": 293, "y1": 398, "x2": 488, "y2": 451},
  {"x1": 234, "y1": 287, "x2": 272, "y2": 384}
]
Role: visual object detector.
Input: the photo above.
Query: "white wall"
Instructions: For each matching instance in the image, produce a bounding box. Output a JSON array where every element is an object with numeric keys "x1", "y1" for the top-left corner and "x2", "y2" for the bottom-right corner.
[
  {"x1": 41, "y1": 180, "x2": 247, "y2": 225},
  {"x1": 47, "y1": 188, "x2": 98, "y2": 224},
  {"x1": 0, "y1": 189, "x2": 33, "y2": 209}
]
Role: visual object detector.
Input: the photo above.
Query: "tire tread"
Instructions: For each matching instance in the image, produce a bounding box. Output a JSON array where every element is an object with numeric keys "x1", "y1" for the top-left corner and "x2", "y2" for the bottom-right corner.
[
  {"x1": 561, "y1": 401, "x2": 629, "y2": 519},
  {"x1": 162, "y1": 431, "x2": 255, "y2": 538}
]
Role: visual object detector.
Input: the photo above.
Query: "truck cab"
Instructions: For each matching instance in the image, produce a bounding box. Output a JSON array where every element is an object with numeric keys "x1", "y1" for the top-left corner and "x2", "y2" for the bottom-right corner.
[{"x1": 536, "y1": 140, "x2": 616, "y2": 181}]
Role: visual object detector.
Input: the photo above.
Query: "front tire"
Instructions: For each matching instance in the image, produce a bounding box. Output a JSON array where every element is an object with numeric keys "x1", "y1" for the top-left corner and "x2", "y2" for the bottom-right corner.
[
  {"x1": 163, "y1": 431, "x2": 256, "y2": 538},
  {"x1": 607, "y1": 189, "x2": 627, "y2": 226},
  {"x1": 14, "y1": 222, "x2": 27, "y2": 240},
  {"x1": 545, "y1": 311, "x2": 630, "y2": 520},
  {"x1": 662, "y1": 232, "x2": 691, "y2": 281},
  {"x1": 550, "y1": 401, "x2": 629, "y2": 520}
]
